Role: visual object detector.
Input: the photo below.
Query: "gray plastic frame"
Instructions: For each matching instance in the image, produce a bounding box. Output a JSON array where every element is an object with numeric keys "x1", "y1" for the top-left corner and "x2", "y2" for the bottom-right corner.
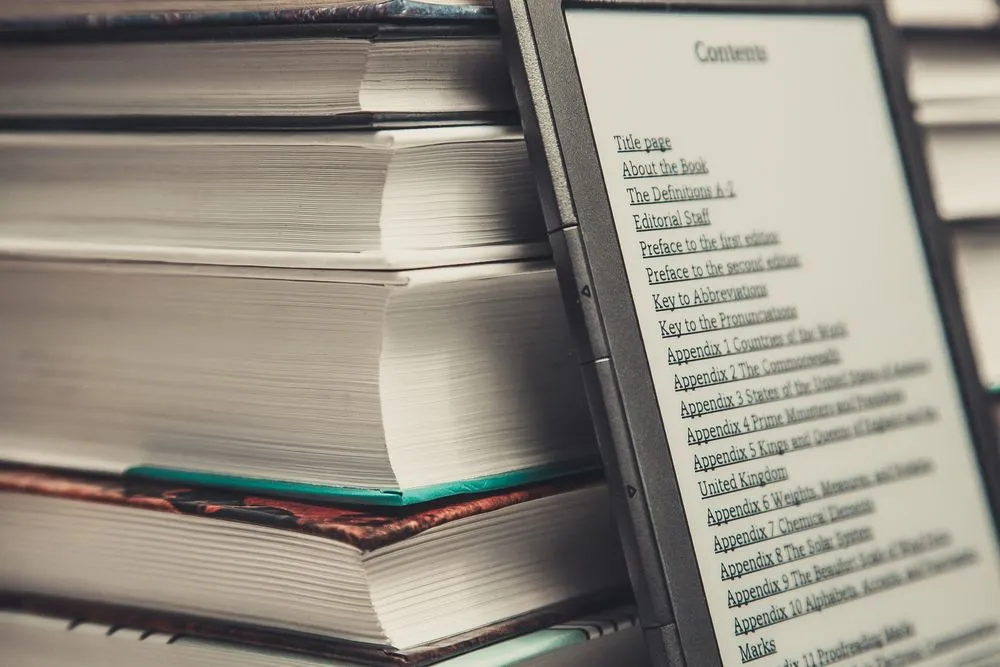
[{"x1": 494, "y1": 1, "x2": 1000, "y2": 666}]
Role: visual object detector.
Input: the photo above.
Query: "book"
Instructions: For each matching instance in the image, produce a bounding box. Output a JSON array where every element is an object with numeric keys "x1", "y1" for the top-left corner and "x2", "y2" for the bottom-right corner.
[
  {"x1": 951, "y1": 226, "x2": 1000, "y2": 393},
  {"x1": 923, "y1": 125, "x2": 1000, "y2": 221},
  {"x1": 0, "y1": 596, "x2": 647, "y2": 666},
  {"x1": 0, "y1": 127, "x2": 546, "y2": 269},
  {"x1": 887, "y1": 0, "x2": 1000, "y2": 29},
  {"x1": 0, "y1": 258, "x2": 597, "y2": 504},
  {"x1": 0, "y1": 0, "x2": 494, "y2": 30},
  {"x1": 0, "y1": 26, "x2": 514, "y2": 125},
  {"x1": 906, "y1": 35, "x2": 1000, "y2": 126},
  {"x1": 0, "y1": 466, "x2": 630, "y2": 652},
  {"x1": 915, "y1": 97, "x2": 1000, "y2": 127}
]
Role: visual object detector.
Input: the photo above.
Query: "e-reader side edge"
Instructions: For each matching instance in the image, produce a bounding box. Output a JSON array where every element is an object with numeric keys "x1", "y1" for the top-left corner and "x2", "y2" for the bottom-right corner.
[{"x1": 494, "y1": 1, "x2": 719, "y2": 666}]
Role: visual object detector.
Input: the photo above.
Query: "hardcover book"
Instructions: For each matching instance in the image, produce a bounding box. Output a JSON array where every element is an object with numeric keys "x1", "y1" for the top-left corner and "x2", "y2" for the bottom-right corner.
[
  {"x1": 0, "y1": 259, "x2": 597, "y2": 504},
  {"x1": 0, "y1": 0, "x2": 512, "y2": 126},
  {"x1": 0, "y1": 594, "x2": 646, "y2": 666},
  {"x1": 0, "y1": 466, "x2": 629, "y2": 651},
  {"x1": 0, "y1": 127, "x2": 544, "y2": 267},
  {"x1": 0, "y1": 25, "x2": 513, "y2": 126}
]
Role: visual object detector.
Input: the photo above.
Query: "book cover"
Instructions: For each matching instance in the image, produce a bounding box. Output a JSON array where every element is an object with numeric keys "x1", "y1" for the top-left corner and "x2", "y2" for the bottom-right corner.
[
  {"x1": 0, "y1": 465, "x2": 604, "y2": 551},
  {"x1": 0, "y1": 19, "x2": 516, "y2": 130},
  {"x1": 123, "y1": 462, "x2": 598, "y2": 507},
  {"x1": 0, "y1": 0, "x2": 496, "y2": 32}
]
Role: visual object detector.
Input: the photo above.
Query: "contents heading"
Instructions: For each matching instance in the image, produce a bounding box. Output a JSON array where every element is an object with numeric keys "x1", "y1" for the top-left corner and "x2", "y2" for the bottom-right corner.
[{"x1": 695, "y1": 41, "x2": 768, "y2": 63}]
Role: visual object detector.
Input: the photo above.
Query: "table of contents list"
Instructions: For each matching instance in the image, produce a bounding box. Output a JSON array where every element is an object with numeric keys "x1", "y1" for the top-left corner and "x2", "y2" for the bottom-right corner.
[{"x1": 565, "y1": 9, "x2": 1000, "y2": 667}]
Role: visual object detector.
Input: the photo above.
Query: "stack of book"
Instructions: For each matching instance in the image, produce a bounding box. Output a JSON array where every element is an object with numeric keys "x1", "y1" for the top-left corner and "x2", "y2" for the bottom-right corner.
[
  {"x1": 0, "y1": 1, "x2": 647, "y2": 664},
  {"x1": 895, "y1": 7, "x2": 1000, "y2": 397}
]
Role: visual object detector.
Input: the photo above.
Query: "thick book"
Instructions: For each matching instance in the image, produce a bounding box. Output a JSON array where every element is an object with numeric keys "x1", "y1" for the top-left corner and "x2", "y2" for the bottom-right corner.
[
  {"x1": 0, "y1": 127, "x2": 546, "y2": 269},
  {"x1": 0, "y1": 25, "x2": 514, "y2": 125},
  {"x1": 0, "y1": 259, "x2": 597, "y2": 504},
  {"x1": 0, "y1": 466, "x2": 629, "y2": 652},
  {"x1": 0, "y1": 596, "x2": 646, "y2": 666}
]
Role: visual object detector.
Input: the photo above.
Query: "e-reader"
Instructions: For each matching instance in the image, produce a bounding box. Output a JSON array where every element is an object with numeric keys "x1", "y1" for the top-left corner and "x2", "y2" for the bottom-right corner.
[{"x1": 494, "y1": 1, "x2": 1000, "y2": 665}]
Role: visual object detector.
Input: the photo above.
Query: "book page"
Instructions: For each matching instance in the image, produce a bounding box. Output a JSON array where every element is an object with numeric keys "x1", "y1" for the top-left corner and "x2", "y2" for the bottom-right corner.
[{"x1": 565, "y1": 9, "x2": 1000, "y2": 666}]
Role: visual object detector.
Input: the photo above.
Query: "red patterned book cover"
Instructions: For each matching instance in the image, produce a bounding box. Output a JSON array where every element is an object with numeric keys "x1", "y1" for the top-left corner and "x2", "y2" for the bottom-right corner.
[{"x1": 0, "y1": 465, "x2": 603, "y2": 551}]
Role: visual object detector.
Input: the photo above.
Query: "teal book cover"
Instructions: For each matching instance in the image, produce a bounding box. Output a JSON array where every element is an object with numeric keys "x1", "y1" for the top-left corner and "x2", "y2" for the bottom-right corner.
[{"x1": 125, "y1": 459, "x2": 599, "y2": 507}]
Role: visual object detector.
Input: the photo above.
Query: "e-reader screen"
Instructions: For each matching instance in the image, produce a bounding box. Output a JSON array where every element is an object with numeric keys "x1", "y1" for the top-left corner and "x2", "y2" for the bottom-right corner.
[{"x1": 564, "y1": 7, "x2": 1000, "y2": 666}]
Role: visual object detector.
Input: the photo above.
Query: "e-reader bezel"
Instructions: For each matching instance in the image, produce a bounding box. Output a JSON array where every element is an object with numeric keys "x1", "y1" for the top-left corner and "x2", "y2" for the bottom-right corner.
[{"x1": 495, "y1": 1, "x2": 1000, "y2": 665}]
